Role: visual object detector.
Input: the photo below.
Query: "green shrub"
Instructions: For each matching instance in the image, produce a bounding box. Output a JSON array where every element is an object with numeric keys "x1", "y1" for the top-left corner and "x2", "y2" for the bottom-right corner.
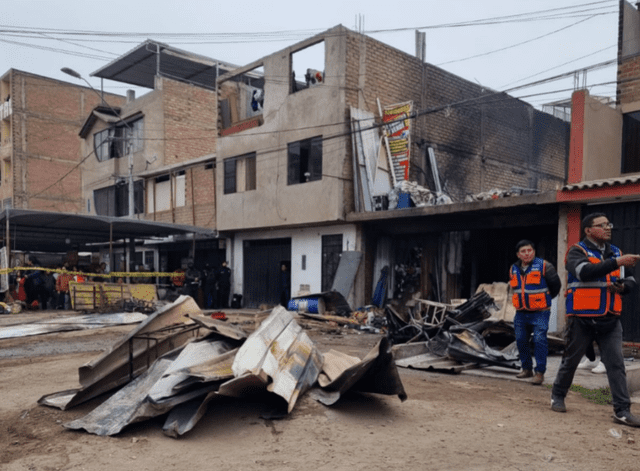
[{"x1": 545, "y1": 384, "x2": 612, "y2": 405}]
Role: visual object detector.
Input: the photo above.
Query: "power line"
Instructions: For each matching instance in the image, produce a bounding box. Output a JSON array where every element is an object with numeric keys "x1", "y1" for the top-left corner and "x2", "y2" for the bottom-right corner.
[
  {"x1": 0, "y1": 1, "x2": 618, "y2": 42},
  {"x1": 437, "y1": 15, "x2": 597, "y2": 66}
]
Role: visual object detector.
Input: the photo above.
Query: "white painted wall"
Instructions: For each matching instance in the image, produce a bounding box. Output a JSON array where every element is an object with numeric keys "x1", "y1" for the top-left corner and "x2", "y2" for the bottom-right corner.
[{"x1": 230, "y1": 224, "x2": 357, "y2": 298}]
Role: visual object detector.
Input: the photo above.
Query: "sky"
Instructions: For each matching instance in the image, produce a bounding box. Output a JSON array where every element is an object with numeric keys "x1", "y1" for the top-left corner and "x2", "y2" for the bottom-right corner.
[{"x1": 0, "y1": 0, "x2": 622, "y2": 110}]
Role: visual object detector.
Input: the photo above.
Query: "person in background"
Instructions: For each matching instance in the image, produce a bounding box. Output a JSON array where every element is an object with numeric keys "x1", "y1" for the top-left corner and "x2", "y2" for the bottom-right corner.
[
  {"x1": 217, "y1": 261, "x2": 231, "y2": 309},
  {"x1": 203, "y1": 263, "x2": 217, "y2": 309},
  {"x1": 56, "y1": 264, "x2": 73, "y2": 310},
  {"x1": 551, "y1": 213, "x2": 640, "y2": 427},
  {"x1": 509, "y1": 240, "x2": 561, "y2": 385},
  {"x1": 73, "y1": 267, "x2": 85, "y2": 283},
  {"x1": 183, "y1": 262, "x2": 201, "y2": 302},
  {"x1": 279, "y1": 263, "x2": 291, "y2": 307}
]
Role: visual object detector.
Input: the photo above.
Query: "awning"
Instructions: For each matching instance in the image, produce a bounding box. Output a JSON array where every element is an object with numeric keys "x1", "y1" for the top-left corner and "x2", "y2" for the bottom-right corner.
[
  {"x1": 0, "y1": 209, "x2": 216, "y2": 253},
  {"x1": 90, "y1": 40, "x2": 263, "y2": 90}
]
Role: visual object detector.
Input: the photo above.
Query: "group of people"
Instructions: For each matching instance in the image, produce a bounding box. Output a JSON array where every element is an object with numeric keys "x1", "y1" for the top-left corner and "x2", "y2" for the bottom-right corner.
[
  {"x1": 510, "y1": 212, "x2": 640, "y2": 427},
  {"x1": 182, "y1": 261, "x2": 231, "y2": 309},
  {"x1": 10, "y1": 262, "x2": 105, "y2": 310}
]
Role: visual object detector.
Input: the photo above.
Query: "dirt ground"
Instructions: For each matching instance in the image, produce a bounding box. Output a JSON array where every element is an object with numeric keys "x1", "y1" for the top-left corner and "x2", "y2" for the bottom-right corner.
[{"x1": 2, "y1": 314, "x2": 640, "y2": 471}]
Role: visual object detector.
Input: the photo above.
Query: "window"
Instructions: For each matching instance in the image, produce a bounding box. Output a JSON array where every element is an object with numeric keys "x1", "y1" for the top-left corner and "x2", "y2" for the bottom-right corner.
[
  {"x1": 93, "y1": 180, "x2": 144, "y2": 217},
  {"x1": 291, "y1": 41, "x2": 325, "y2": 94},
  {"x1": 287, "y1": 136, "x2": 322, "y2": 184},
  {"x1": 622, "y1": 111, "x2": 640, "y2": 174},
  {"x1": 94, "y1": 117, "x2": 144, "y2": 162},
  {"x1": 146, "y1": 172, "x2": 185, "y2": 213},
  {"x1": 218, "y1": 66, "x2": 265, "y2": 135},
  {"x1": 224, "y1": 153, "x2": 257, "y2": 194}
]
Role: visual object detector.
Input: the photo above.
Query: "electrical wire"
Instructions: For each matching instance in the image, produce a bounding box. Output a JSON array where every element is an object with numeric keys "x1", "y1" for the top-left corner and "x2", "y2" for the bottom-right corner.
[{"x1": 437, "y1": 15, "x2": 597, "y2": 66}]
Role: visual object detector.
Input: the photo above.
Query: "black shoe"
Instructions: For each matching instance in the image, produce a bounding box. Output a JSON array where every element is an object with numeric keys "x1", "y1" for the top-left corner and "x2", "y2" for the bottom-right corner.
[
  {"x1": 613, "y1": 410, "x2": 640, "y2": 427},
  {"x1": 551, "y1": 395, "x2": 566, "y2": 413}
]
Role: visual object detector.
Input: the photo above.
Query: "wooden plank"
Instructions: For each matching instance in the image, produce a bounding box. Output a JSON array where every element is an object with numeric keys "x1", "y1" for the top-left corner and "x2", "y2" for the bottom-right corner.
[{"x1": 69, "y1": 282, "x2": 156, "y2": 311}]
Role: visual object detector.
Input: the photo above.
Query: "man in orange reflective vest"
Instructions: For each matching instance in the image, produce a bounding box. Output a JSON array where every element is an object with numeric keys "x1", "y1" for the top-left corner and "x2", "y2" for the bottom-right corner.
[
  {"x1": 510, "y1": 240, "x2": 561, "y2": 385},
  {"x1": 551, "y1": 213, "x2": 640, "y2": 427}
]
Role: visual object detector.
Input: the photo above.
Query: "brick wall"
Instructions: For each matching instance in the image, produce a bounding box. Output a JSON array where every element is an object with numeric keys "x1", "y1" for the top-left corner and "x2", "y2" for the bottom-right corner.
[
  {"x1": 343, "y1": 31, "x2": 568, "y2": 204},
  {"x1": 162, "y1": 78, "x2": 217, "y2": 165},
  {"x1": 10, "y1": 70, "x2": 124, "y2": 211},
  {"x1": 618, "y1": 55, "x2": 640, "y2": 105},
  {"x1": 148, "y1": 165, "x2": 216, "y2": 229}
]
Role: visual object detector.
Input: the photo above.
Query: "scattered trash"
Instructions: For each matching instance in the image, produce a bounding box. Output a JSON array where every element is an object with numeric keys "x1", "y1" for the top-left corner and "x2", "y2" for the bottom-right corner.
[{"x1": 609, "y1": 428, "x2": 622, "y2": 439}]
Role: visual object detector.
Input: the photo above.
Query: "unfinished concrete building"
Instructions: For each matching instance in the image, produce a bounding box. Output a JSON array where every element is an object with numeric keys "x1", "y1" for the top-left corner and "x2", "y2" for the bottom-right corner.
[{"x1": 215, "y1": 25, "x2": 570, "y2": 311}]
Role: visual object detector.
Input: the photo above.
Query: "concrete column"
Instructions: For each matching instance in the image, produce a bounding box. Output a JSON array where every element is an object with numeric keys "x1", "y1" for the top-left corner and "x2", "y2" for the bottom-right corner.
[
  {"x1": 556, "y1": 203, "x2": 582, "y2": 333},
  {"x1": 556, "y1": 205, "x2": 569, "y2": 333}
]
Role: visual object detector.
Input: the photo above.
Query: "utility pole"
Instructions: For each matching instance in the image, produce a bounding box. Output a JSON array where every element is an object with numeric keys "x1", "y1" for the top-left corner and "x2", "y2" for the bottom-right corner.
[
  {"x1": 128, "y1": 140, "x2": 134, "y2": 218},
  {"x1": 62, "y1": 67, "x2": 137, "y2": 219}
]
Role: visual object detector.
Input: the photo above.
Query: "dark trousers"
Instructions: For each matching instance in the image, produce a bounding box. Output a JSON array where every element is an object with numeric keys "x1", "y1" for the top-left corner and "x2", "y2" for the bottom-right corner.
[
  {"x1": 552, "y1": 316, "x2": 630, "y2": 413},
  {"x1": 217, "y1": 285, "x2": 230, "y2": 308}
]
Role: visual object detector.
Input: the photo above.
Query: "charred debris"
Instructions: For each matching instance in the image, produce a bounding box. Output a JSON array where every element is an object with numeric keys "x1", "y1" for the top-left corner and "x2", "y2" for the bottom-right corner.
[{"x1": 387, "y1": 288, "x2": 563, "y2": 373}]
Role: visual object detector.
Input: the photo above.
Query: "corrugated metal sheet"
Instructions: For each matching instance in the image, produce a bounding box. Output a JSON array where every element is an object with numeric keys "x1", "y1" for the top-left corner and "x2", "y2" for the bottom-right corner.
[
  {"x1": 0, "y1": 312, "x2": 147, "y2": 340},
  {"x1": 562, "y1": 175, "x2": 640, "y2": 191},
  {"x1": 225, "y1": 306, "x2": 323, "y2": 412}
]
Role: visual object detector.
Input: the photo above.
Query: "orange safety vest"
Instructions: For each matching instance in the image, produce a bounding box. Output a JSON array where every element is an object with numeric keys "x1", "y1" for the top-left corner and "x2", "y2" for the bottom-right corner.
[
  {"x1": 510, "y1": 257, "x2": 552, "y2": 311},
  {"x1": 565, "y1": 242, "x2": 622, "y2": 317},
  {"x1": 172, "y1": 269, "x2": 186, "y2": 287}
]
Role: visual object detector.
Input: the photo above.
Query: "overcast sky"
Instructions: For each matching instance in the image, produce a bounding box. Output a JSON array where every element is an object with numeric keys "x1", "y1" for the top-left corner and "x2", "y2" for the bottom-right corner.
[{"x1": 0, "y1": 0, "x2": 620, "y2": 110}]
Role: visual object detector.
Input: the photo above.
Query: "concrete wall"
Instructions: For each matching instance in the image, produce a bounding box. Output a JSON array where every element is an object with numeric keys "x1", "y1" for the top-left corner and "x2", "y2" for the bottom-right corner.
[
  {"x1": 583, "y1": 93, "x2": 623, "y2": 181},
  {"x1": 230, "y1": 223, "x2": 359, "y2": 305},
  {"x1": 216, "y1": 28, "x2": 349, "y2": 231},
  {"x1": 622, "y1": 0, "x2": 640, "y2": 58}
]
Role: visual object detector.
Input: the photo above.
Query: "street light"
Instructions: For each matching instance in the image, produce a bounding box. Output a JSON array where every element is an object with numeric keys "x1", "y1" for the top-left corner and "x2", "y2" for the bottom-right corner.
[
  {"x1": 60, "y1": 67, "x2": 81, "y2": 80},
  {"x1": 61, "y1": 67, "x2": 135, "y2": 218},
  {"x1": 61, "y1": 67, "x2": 104, "y2": 105}
]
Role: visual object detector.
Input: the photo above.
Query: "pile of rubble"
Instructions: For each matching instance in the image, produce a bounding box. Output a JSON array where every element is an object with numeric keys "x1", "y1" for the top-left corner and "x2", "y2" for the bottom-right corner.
[
  {"x1": 387, "y1": 289, "x2": 564, "y2": 373},
  {"x1": 38, "y1": 296, "x2": 406, "y2": 438}
]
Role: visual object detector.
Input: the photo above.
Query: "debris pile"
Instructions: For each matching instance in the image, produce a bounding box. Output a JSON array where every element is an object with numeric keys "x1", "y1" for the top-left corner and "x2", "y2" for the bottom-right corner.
[
  {"x1": 465, "y1": 187, "x2": 539, "y2": 202},
  {"x1": 387, "y1": 289, "x2": 522, "y2": 372},
  {"x1": 39, "y1": 296, "x2": 406, "y2": 437}
]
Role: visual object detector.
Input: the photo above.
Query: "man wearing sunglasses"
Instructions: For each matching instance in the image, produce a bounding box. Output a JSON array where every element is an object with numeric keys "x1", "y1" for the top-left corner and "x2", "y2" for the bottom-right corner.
[{"x1": 551, "y1": 213, "x2": 640, "y2": 427}]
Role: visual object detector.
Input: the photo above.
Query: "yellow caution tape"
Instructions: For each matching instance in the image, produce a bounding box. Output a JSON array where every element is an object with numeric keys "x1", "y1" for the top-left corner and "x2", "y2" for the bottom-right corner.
[{"x1": 0, "y1": 266, "x2": 186, "y2": 278}]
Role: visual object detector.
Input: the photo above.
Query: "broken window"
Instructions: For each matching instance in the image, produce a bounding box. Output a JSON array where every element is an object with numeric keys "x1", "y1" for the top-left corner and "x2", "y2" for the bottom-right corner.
[
  {"x1": 146, "y1": 172, "x2": 186, "y2": 213},
  {"x1": 94, "y1": 180, "x2": 144, "y2": 217},
  {"x1": 622, "y1": 111, "x2": 640, "y2": 174},
  {"x1": 218, "y1": 66, "x2": 265, "y2": 136},
  {"x1": 94, "y1": 116, "x2": 144, "y2": 162},
  {"x1": 290, "y1": 41, "x2": 325, "y2": 93},
  {"x1": 224, "y1": 153, "x2": 257, "y2": 194},
  {"x1": 288, "y1": 136, "x2": 322, "y2": 185}
]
